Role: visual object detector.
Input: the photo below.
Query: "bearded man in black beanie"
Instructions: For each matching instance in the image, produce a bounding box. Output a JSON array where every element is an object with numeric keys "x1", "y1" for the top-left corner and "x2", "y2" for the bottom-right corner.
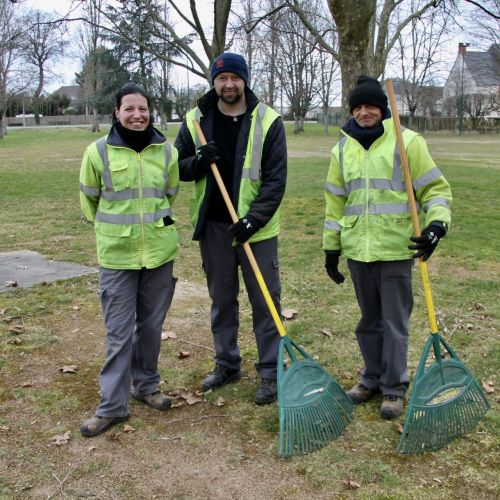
[
  {"x1": 322, "y1": 75, "x2": 452, "y2": 419},
  {"x1": 174, "y1": 53, "x2": 287, "y2": 405}
]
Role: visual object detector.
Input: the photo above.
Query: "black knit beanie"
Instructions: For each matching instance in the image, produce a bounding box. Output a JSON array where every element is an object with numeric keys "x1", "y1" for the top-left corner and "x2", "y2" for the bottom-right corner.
[
  {"x1": 210, "y1": 52, "x2": 249, "y2": 84},
  {"x1": 348, "y1": 75, "x2": 388, "y2": 114}
]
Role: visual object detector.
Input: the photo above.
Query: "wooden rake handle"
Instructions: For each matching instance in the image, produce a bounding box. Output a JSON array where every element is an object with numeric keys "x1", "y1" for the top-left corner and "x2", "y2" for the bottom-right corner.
[
  {"x1": 193, "y1": 119, "x2": 287, "y2": 338},
  {"x1": 385, "y1": 80, "x2": 439, "y2": 335}
]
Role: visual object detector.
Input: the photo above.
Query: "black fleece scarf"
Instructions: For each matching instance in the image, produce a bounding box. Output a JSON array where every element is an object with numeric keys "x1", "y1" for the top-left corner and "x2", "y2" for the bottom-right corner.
[
  {"x1": 115, "y1": 122, "x2": 155, "y2": 152},
  {"x1": 342, "y1": 108, "x2": 392, "y2": 151}
]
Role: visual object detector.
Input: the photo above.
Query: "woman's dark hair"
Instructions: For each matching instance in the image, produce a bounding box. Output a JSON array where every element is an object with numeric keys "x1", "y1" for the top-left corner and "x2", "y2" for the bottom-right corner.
[{"x1": 112, "y1": 82, "x2": 151, "y2": 124}]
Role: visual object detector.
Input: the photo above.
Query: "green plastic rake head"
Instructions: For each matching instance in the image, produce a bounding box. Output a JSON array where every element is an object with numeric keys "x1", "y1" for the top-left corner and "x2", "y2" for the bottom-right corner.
[
  {"x1": 278, "y1": 336, "x2": 353, "y2": 458},
  {"x1": 396, "y1": 334, "x2": 489, "y2": 453}
]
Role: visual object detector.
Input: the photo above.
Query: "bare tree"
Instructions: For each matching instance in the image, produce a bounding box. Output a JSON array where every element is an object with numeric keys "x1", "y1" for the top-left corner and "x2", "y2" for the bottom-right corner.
[
  {"x1": 391, "y1": 1, "x2": 452, "y2": 126},
  {"x1": 288, "y1": 0, "x2": 445, "y2": 115},
  {"x1": 21, "y1": 10, "x2": 68, "y2": 125},
  {"x1": 0, "y1": 0, "x2": 26, "y2": 138},
  {"x1": 82, "y1": 0, "x2": 233, "y2": 85},
  {"x1": 77, "y1": 0, "x2": 104, "y2": 132}
]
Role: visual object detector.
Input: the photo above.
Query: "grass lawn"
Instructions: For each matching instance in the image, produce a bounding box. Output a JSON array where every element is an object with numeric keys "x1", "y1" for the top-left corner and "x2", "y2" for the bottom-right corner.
[{"x1": 0, "y1": 124, "x2": 498, "y2": 499}]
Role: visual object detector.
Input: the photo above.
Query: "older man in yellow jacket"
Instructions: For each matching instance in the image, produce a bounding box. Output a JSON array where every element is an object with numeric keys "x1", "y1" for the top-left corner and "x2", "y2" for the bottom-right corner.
[{"x1": 323, "y1": 76, "x2": 452, "y2": 419}]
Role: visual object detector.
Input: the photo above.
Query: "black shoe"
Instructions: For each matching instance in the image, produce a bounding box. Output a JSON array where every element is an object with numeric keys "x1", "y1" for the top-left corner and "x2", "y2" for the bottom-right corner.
[
  {"x1": 380, "y1": 395, "x2": 404, "y2": 419},
  {"x1": 254, "y1": 378, "x2": 278, "y2": 405},
  {"x1": 201, "y1": 365, "x2": 241, "y2": 391}
]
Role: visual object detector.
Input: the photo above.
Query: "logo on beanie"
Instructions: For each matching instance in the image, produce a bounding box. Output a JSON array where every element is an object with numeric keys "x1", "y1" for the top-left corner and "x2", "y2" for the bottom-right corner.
[{"x1": 215, "y1": 58, "x2": 224, "y2": 69}]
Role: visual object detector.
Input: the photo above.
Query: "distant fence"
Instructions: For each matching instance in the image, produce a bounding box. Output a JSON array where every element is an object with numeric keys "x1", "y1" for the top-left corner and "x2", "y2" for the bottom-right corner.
[
  {"x1": 317, "y1": 112, "x2": 500, "y2": 133},
  {"x1": 5, "y1": 115, "x2": 111, "y2": 127}
]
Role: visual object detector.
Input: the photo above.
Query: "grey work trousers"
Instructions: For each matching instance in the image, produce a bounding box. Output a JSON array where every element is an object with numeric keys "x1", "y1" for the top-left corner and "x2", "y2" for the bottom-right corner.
[
  {"x1": 347, "y1": 259, "x2": 413, "y2": 397},
  {"x1": 96, "y1": 261, "x2": 176, "y2": 417},
  {"x1": 199, "y1": 221, "x2": 282, "y2": 380}
]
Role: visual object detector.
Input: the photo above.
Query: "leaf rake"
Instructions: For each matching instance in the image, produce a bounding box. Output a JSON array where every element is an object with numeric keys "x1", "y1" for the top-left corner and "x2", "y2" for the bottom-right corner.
[
  {"x1": 386, "y1": 80, "x2": 489, "y2": 454},
  {"x1": 194, "y1": 120, "x2": 352, "y2": 458}
]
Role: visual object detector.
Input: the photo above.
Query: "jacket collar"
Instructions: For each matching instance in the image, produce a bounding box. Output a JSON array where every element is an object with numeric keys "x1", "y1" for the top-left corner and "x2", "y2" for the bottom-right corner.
[{"x1": 106, "y1": 123, "x2": 166, "y2": 148}]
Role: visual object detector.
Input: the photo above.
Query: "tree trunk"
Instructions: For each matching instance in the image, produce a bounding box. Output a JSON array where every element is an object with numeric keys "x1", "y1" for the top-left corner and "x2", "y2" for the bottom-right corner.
[
  {"x1": 322, "y1": 103, "x2": 329, "y2": 136},
  {"x1": 92, "y1": 109, "x2": 100, "y2": 133}
]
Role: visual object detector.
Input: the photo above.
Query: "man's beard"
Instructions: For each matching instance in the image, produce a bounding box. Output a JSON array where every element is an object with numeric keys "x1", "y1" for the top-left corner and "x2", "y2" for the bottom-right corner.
[{"x1": 219, "y1": 90, "x2": 242, "y2": 105}]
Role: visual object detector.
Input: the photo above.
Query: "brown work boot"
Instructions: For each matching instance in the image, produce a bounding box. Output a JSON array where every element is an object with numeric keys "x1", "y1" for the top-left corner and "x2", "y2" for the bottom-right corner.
[
  {"x1": 80, "y1": 415, "x2": 129, "y2": 437},
  {"x1": 133, "y1": 391, "x2": 172, "y2": 411},
  {"x1": 347, "y1": 383, "x2": 378, "y2": 404},
  {"x1": 380, "y1": 395, "x2": 404, "y2": 419}
]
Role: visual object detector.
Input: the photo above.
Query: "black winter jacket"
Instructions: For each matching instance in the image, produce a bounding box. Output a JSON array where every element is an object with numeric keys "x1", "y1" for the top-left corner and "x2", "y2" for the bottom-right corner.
[{"x1": 174, "y1": 87, "x2": 287, "y2": 240}]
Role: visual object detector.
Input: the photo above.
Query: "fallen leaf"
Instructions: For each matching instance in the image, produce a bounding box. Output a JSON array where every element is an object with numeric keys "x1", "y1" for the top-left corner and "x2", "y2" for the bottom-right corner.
[
  {"x1": 433, "y1": 478, "x2": 442, "y2": 484},
  {"x1": 123, "y1": 424, "x2": 136, "y2": 433},
  {"x1": 0, "y1": 425, "x2": 10, "y2": 432},
  {"x1": 161, "y1": 330, "x2": 177, "y2": 340},
  {"x1": 72, "y1": 305, "x2": 80, "y2": 311},
  {"x1": 21, "y1": 382, "x2": 33, "y2": 388},
  {"x1": 281, "y1": 308, "x2": 298, "y2": 320},
  {"x1": 4, "y1": 280, "x2": 17, "y2": 287},
  {"x1": 0, "y1": 308, "x2": 7, "y2": 315},
  {"x1": 215, "y1": 396, "x2": 225, "y2": 407},
  {"x1": 321, "y1": 329, "x2": 333, "y2": 337},
  {"x1": 178, "y1": 351, "x2": 190, "y2": 359},
  {"x1": 71, "y1": 328, "x2": 80, "y2": 334},
  {"x1": 105, "y1": 432, "x2": 121, "y2": 441},
  {"x1": 52, "y1": 430, "x2": 71, "y2": 446},
  {"x1": 342, "y1": 371, "x2": 353, "y2": 380},
  {"x1": 186, "y1": 394, "x2": 203, "y2": 405},
  {"x1": 473, "y1": 302, "x2": 486, "y2": 310},
  {"x1": 342, "y1": 479, "x2": 361, "y2": 489},
  {"x1": 482, "y1": 381, "x2": 495, "y2": 394},
  {"x1": 88, "y1": 445, "x2": 97, "y2": 452},
  {"x1": 8, "y1": 325, "x2": 24, "y2": 335},
  {"x1": 7, "y1": 338, "x2": 22, "y2": 345},
  {"x1": 59, "y1": 365, "x2": 78, "y2": 373},
  {"x1": 395, "y1": 422, "x2": 403, "y2": 434}
]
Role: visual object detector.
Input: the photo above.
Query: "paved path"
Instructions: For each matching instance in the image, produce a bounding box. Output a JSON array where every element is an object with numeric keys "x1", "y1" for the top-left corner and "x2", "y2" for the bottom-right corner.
[{"x1": 0, "y1": 251, "x2": 97, "y2": 292}]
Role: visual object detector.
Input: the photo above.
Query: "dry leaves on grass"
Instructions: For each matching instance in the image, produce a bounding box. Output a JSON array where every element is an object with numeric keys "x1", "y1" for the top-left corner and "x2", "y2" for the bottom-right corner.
[
  {"x1": 161, "y1": 330, "x2": 177, "y2": 340},
  {"x1": 178, "y1": 351, "x2": 190, "y2": 359},
  {"x1": 59, "y1": 365, "x2": 78, "y2": 373},
  {"x1": 4, "y1": 280, "x2": 17, "y2": 287},
  {"x1": 52, "y1": 431, "x2": 71, "y2": 446},
  {"x1": 342, "y1": 479, "x2": 361, "y2": 489},
  {"x1": 321, "y1": 328, "x2": 333, "y2": 338},
  {"x1": 171, "y1": 388, "x2": 203, "y2": 406},
  {"x1": 282, "y1": 308, "x2": 298, "y2": 320},
  {"x1": 482, "y1": 381, "x2": 495, "y2": 394},
  {"x1": 123, "y1": 424, "x2": 136, "y2": 433},
  {"x1": 8, "y1": 324, "x2": 24, "y2": 335}
]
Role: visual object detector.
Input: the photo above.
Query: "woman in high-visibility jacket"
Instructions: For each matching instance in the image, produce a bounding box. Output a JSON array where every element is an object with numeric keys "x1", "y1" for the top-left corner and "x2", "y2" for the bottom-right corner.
[
  {"x1": 323, "y1": 76, "x2": 452, "y2": 420},
  {"x1": 79, "y1": 83, "x2": 179, "y2": 437}
]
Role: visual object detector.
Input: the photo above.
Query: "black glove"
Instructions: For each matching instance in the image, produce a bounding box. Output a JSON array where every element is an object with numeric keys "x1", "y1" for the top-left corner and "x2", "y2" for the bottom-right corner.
[
  {"x1": 408, "y1": 223, "x2": 446, "y2": 261},
  {"x1": 228, "y1": 215, "x2": 260, "y2": 244},
  {"x1": 325, "y1": 252, "x2": 345, "y2": 284},
  {"x1": 195, "y1": 141, "x2": 219, "y2": 178}
]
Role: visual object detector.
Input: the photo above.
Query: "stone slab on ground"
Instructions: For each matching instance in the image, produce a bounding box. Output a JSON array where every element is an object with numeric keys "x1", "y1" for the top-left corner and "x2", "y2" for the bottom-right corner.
[{"x1": 0, "y1": 250, "x2": 97, "y2": 292}]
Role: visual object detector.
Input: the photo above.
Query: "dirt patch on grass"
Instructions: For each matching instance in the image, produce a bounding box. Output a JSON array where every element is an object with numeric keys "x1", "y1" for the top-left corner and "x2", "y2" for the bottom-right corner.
[{"x1": 0, "y1": 278, "x2": 325, "y2": 499}]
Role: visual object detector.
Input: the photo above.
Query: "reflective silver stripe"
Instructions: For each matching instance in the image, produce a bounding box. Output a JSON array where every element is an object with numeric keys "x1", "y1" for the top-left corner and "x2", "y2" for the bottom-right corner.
[
  {"x1": 370, "y1": 178, "x2": 405, "y2": 191},
  {"x1": 80, "y1": 183, "x2": 101, "y2": 197},
  {"x1": 338, "y1": 136, "x2": 347, "y2": 179},
  {"x1": 163, "y1": 143, "x2": 171, "y2": 185},
  {"x1": 193, "y1": 108, "x2": 202, "y2": 149},
  {"x1": 247, "y1": 103, "x2": 267, "y2": 181},
  {"x1": 325, "y1": 181, "x2": 347, "y2": 197},
  {"x1": 324, "y1": 219, "x2": 341, "y2": 231},
  {"x1": 100, "y1": 187, "x2": 167, "y2": 201},
  {"x1": 166, "y1": 187, "x2": 179, "y2": 196},
  {"x1": 343, "y1": 178, "x2": 405, "y2": 193},
  {"x1": 96, "y1": 136, "x2": 113, "y2": 190},
  {"x1": 95, "y1": 207, "x2": 173, "y2": 225},
  {"x1": 424, "y1": 197, "x2": 450, "y2": 212},
  {"x1": 344, "y1": 202, "x2": 418, "y2": 216},
  {"x1": 413, "y1": 167, "x2": 443, "y2": 191}
]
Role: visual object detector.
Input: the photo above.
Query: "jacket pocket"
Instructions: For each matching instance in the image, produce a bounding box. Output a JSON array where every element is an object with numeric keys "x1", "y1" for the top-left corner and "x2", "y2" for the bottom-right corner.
[
  {"x1": 109, "y1": 162, "x2": 130, "y2": 191},
  {"x1": 338, "y1": 215, "x2": 358, "y2": 229},
  {"x1": 95, "y1": 222, "x2": 132, "y2": 237}
]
